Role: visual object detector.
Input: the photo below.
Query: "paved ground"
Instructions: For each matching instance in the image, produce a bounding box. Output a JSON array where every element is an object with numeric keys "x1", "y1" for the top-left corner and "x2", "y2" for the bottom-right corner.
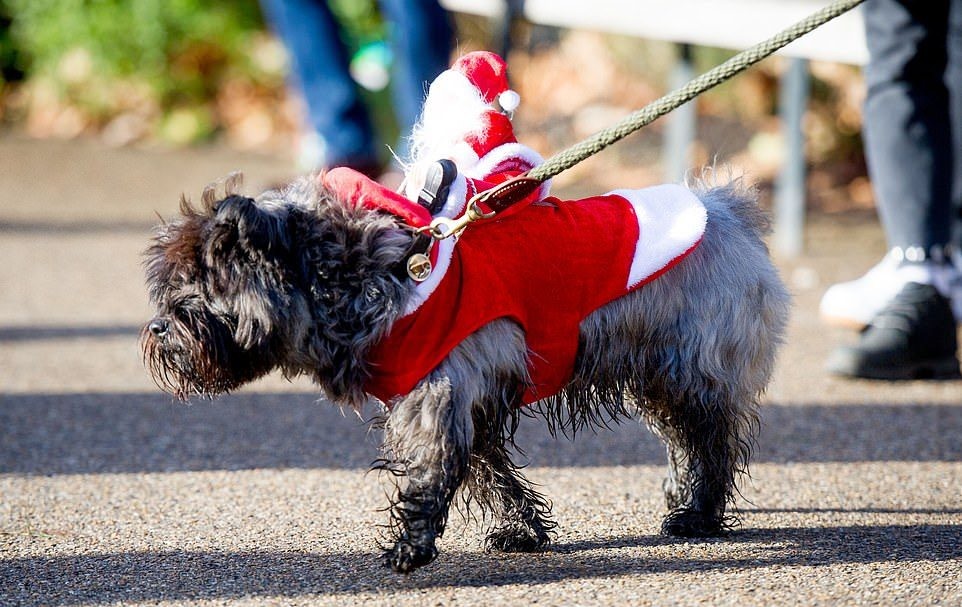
[{"x1": 1, "y1": 135, "x2": 960, "y2": 606}]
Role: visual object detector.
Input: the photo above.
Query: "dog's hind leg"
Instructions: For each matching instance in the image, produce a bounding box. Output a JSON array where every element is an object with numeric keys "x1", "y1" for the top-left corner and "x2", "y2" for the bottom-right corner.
[
  {"x1": 647, "y1": 417, "x2": 691, "y2": 511},
  {"x1": 649, "y1": 186, "x2": 788, "y2": 537},
  {"x1": 646, "y1": 387, "x2": 749, "y2": 537},
  {"x1": 580, "y1": 183, "x2": 788, "y2": 538}
]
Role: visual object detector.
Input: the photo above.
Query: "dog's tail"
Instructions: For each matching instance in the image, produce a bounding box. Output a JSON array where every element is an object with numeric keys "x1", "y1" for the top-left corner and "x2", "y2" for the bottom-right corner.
[
  {"x1": 686, "y1": 171, "x2": 792, "y2": 392},
  {"x1": 687, "y1": 170, "x2": 772, "y2": 240}
]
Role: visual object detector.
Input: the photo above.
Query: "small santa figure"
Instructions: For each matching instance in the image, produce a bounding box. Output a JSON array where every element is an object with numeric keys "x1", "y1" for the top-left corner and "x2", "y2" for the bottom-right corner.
[
  {"x1": 323, "y1": 51, "x2": 551, "y2": 239},
  {"x1": 403, "y1": 50, "x2": 550, "y2": 211}
]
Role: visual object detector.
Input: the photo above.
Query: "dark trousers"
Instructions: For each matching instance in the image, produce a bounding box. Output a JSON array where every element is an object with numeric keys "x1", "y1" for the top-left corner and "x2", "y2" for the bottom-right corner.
[
  {"x1": 259, "y1": 0, "x2": 452, "y2": 168},
  {"x1": 863, "y1": 0, "x2": 962, "y2": 252}
]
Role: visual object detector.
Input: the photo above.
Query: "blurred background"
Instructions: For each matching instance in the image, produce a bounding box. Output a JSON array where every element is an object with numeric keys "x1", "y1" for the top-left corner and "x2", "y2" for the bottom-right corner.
[
  {"x1": 4, "y1": 7, "x2": 962, "y2": 605},
  {"x1": 0, "y1": 0, "x2": 870, "y2": 211}
]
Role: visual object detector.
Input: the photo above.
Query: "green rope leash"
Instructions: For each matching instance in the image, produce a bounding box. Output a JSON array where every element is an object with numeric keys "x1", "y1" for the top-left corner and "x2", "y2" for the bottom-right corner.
[
  {"x1": 424, "y1": 0, "x2": 867, "y2": 240},
  {"x1": 525, "y1": 0, "x2": 867, "y2": 184}
]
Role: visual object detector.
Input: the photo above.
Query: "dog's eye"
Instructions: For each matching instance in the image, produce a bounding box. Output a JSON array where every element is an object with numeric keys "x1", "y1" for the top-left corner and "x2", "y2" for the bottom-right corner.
[{"x1": 174, "y1": 307, "x2": 191, "y2": 322}]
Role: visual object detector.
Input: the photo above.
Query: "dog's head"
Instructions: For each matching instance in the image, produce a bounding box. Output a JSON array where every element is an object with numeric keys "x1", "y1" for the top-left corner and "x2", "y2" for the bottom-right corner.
[
  {"x1": 142, "y1": 173, "x2": 417, "y2": 405},
  {"x1": 142, "y1": 175, "x2": 298, "y2": 400}
]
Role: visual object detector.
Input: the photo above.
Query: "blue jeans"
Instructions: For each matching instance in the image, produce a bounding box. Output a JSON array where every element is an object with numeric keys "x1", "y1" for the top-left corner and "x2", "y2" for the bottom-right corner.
[
  {"x1": 863, "y1": 0, "x2": 962, "y2": 252},
  {"x1": 259, "y1": 0, "x2": 452, "y2": 169}
]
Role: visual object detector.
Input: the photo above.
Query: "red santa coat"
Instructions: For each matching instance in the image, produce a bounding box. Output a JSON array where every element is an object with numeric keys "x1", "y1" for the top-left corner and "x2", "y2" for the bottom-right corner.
[
  {"x1": 323, "y1": 47, "x2": 705, "y2": 406},
  {"x1": 359, "y1": 177, "x2": 707, "y2": 406}
]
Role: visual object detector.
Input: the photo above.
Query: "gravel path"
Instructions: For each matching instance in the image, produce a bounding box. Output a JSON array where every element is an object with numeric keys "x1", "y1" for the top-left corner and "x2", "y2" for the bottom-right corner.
[{"x1": 1, "y1": 136, "x2": 960, "y2": 606}]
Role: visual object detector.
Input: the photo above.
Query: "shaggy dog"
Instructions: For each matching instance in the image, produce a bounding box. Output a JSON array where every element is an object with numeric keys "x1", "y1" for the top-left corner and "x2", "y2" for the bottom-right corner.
[
  {"x1": 142, "y1": 171, "x2": 789, "y2": 572},
  {"x1": 142, "y1": 52, "x2": 790, "y2": 573}
]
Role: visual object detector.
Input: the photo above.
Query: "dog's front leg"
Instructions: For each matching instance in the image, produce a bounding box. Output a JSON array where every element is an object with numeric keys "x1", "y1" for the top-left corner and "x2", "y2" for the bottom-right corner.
[{"x1": 381, "y1": 376, "x2": 473, "y2": 573}]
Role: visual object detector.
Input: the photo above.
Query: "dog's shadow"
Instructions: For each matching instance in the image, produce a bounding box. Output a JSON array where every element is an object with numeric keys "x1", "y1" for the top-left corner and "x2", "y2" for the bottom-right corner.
[
  {"x1": 5, "y1": 520, "x2": 960, "y2": 605},
  {"x1": 4, "y1": 393, "x2": 962, "y2": 475}
]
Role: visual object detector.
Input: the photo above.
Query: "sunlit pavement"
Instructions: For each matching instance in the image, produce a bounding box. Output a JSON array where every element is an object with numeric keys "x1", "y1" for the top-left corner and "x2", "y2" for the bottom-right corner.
[{"x1": 1, "y1": 136, "x2": 960, "y2": 606}]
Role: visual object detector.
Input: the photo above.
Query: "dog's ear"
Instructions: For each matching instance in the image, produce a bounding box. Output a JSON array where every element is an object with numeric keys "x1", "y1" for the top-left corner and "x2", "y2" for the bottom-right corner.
[
  {"x1": 209, "y1": 195, "x2": 291, "y2": 259},
  {"x1": 202, "y1": 196, "x2": 290, "y2": 350}
]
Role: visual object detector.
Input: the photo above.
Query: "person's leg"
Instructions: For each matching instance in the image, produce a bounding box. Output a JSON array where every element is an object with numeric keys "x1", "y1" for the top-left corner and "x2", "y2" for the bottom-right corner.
[
  {"x1": 260, "y1": 0, "x2": 379, "y2": 171},
  {"x1": 948, "y1": 0, "x2": 962, "y2": 252},
  {"x1": 377, "y1": 0, "x2": 453, "y2": 158},
  {"x1": 826, "y1": 0, "x2": 961, "y2": 379},
  {"x1": 821, "y1": 0, "x2": 958, "y2": 329},
  {"x1": 863, "y1": 0, "x2": 953, "y2": 253}
]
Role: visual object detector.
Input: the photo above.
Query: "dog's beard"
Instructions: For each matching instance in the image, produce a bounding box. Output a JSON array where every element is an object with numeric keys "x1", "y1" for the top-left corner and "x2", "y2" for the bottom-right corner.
[{"x1": 141, "y1": 316, "x2": 251, "y2": 400}]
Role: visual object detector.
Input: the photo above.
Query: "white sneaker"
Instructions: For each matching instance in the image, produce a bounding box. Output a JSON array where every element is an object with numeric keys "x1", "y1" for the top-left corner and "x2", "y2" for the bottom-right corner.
[{"x1": 820, "y1": 249, "x2": 962, "y2": 328}]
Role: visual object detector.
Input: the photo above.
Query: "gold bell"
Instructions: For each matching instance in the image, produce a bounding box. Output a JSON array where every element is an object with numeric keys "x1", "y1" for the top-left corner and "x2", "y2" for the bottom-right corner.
[{"x1": 406, "y1": 253, "x2": 433, "y2": 282}]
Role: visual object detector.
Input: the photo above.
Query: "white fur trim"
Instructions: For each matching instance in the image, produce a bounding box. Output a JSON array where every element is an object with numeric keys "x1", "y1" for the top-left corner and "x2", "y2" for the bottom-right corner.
[
  {"x1": 449, "y1": 143, "x2": 481, "y2": 172},
  {"x1": 424, "y1": 70, "x2": 486, "y2": 116},
  {"x1": 609, "y1": 185, "x2": 708, "y2": 289},
  {"x1": 437, "y1": 173, "x2": 469, "y2": 219},
  {"x1": 463, "y1": 143, "x2": 552, "y2": 200},
  {"x1": 408, "y1": 70, "x2": 489, "y2": 168},
  {"x1": 400, "y1": 175, "x2": 470, "y2": 317},
  {"x1": 463, "y1": 142, "x2": 542, "y2": 177}
]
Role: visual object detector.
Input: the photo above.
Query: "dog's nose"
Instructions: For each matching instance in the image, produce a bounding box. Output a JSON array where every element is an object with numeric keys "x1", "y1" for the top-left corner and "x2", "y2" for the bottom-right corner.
[{"x1": 149, "y1": 319, "x2": 170, "y2": 338}]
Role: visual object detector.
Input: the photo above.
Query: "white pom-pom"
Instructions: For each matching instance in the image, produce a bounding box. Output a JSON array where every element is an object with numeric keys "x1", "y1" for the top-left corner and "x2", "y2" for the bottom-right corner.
[
  {"x1": 498, "y1": 90, "x2": 520, "y2": 113},
  {"x1": 406, "y1": 69, "x2": 488, "y2": 184}
]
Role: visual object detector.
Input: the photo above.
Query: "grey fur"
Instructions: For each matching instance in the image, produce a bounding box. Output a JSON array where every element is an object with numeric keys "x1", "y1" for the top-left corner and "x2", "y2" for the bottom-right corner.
[{"x1": 142, "y1": 173, "x2": 789, "y2": 573}]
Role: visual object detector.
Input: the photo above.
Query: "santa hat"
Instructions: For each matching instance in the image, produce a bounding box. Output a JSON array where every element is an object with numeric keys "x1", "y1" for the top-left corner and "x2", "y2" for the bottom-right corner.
[
  {"x1": 406, "y1": 51, "x2": 523, "y2": 196},
  {"x1": 450, "y1": 51, "x2": 520, "y2": 113}
]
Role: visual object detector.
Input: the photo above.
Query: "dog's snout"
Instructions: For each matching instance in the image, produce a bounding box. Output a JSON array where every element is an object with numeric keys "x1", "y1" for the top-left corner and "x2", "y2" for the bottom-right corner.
[{"x1": 149, "y1": 319, "x2": 170, "y2": 338}]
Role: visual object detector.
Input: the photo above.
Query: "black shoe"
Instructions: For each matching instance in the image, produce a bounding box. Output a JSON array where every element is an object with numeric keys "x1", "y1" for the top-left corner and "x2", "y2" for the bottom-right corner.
[
  {"x1": 826, "y1": 282, "x2": 960, "y2": 380},
  {"x1": 417, "y1": 159, "x2": 457, "y2": 215}
]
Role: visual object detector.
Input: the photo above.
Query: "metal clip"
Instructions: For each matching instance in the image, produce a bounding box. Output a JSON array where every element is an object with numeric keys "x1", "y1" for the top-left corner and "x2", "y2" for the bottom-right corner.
[{"x1": 420, "y1": 199, "x2": 496, "y2": 240}]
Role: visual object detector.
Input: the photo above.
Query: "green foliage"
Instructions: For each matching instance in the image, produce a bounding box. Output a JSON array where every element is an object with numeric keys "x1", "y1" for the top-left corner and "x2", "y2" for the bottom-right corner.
[
  {"x1": 0, "y1": 4, "x2": 21, "y2": 84},
  {"x1": 5, "y1": 0, "x2": 268, "y2": 96},
  {"x1": 329, "y1": 0, "x2": 384, "y2": 50},
  {"x1": 0, "y1": 0, "x2": 279, "y2": 140},
  {"x1": 0, "y1": 0, "x2": 400, "y2": 143}
]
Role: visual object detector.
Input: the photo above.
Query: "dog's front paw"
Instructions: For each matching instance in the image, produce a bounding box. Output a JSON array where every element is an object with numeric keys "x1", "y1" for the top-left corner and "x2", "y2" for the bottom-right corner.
[
  {"x1": 485, "y1": 522, "x2": 552, "y2": 553},
  {"x1": 660, "y1": 508, "x2": 727, "y2": 538},
  {"x1": 383, "y1": 538, "x2": 439, "y2": 573}
]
